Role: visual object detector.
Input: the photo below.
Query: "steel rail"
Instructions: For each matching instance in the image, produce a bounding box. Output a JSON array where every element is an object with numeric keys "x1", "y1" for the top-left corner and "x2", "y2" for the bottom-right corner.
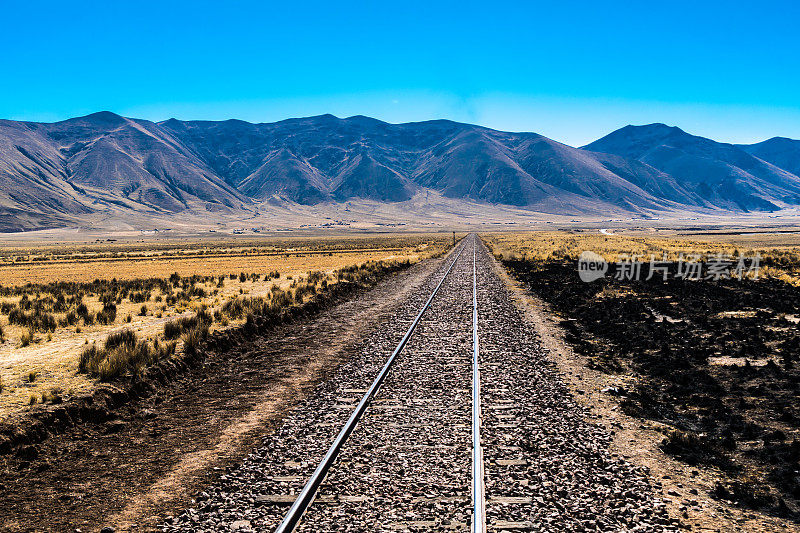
[
  {"x1": 471, "y1": 236, "x2": 487, "y2": 533},
  {"x1": 274, "y1": 240, "x2": 468, "y2": 533}
]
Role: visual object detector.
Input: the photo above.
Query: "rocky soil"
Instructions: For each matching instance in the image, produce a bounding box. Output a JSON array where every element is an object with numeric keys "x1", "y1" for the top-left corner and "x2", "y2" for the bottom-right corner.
[{"x1": 162, "y1": 237, "x2": 679, "y2": 532}]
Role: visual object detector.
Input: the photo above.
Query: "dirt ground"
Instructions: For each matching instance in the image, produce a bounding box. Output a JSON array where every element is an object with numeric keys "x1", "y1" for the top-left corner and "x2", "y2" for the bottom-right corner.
[
  {"x1": 0, "y1": 253, "x2": 443, "y2": 532},
  {"x1": 491, "y1": 256, "x2": 799, "y2": 532}
]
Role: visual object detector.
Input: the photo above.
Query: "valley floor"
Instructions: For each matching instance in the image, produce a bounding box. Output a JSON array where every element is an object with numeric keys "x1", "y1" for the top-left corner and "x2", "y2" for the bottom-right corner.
[{"x1": 3, "y1": 230, "x2": 800, "y2": 531}]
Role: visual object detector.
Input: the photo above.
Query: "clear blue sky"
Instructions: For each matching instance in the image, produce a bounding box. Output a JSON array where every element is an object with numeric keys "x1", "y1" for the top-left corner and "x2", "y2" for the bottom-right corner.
[{"x1": 2, "y1": 0, "x2": 799, "y2": 146}]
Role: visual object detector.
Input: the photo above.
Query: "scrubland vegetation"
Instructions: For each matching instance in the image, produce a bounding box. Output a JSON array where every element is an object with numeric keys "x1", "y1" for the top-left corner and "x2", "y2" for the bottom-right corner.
[
  {"x1": 488, "y1": 231, "x2": 800, "y2": 520},
  {"x1": 0, "y1": 234, "x2": 450, "y2": 418}
]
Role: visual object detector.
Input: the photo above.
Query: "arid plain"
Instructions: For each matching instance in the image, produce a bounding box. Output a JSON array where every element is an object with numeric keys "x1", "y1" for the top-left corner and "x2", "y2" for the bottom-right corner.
[{"x1": 2, "y1": 224, "x2": 800, "y2": 531}]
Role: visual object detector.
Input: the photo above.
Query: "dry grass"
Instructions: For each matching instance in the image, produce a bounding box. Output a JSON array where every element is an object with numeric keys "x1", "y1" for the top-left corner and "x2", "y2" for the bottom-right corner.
[
  {"x1": 483, "y1": 230, "x2": 800, "y2": 284},
  {"x1": 0, "y1": 233, "x2": 448, "y2": 285},
  {"x1": 0, "y1": 249, "x2": 414, "y2": 285},
  {"x1": 0, "y1": 234, "x2": 449, "y2": 420}
]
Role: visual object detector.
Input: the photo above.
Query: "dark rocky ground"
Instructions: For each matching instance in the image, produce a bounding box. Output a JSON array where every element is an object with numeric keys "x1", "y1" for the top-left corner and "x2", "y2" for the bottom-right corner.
[{"x1": 503, "y1": 259, "x2": 800, "y2": 522}]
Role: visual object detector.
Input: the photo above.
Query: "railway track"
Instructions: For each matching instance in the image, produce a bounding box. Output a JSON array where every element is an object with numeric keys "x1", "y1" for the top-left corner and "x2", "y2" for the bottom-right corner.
[
  {"x1": 162, "y1": 235, "x2": 679, "y2": 532},
  {"x1": 275, "y1": 235, "x2": 477, "y2": 532}
]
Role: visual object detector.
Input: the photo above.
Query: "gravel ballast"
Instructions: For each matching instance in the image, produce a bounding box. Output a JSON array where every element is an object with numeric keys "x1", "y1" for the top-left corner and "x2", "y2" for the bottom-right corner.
[{"x1": 162, "y1": 236, "x2": 680, "y2": 532}]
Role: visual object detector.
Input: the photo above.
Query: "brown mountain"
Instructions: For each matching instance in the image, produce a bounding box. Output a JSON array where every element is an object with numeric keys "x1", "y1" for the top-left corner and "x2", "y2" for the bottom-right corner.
[
  {"x1": 584, "y1": 124, "x2": 800, "y2": 211},
  {"x1": 1, "y1": 113, "x2": 799, "y2": 232}
]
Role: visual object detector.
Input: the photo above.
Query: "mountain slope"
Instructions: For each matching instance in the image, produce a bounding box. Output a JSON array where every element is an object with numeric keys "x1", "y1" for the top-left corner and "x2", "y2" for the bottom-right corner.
[
  {"x1": 0, "y1": 120, "x2": 94, "y2": 231},
  {"x1": 237, "y1": 148, "x2": 329, "y2": 203},
  {"x1": 740, "y1": 137, "x2": 800, "y2": 179},
  {"x1": 3, "y1": 113, "x2": 800, "y2": 232},
  {"x1": 35, "y1": 112, "x2": 249, "y2": 212},
  {"x1": 161, "y1": 115, "x2": 682, "y2": 213},
  {"x1": 583, "y1": 124, "x2": 800, "y2": 211}
]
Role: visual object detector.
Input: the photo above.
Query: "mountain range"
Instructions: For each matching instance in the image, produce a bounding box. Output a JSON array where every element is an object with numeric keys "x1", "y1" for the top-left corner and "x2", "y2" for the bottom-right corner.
[{"x1": 1, "y1": 111, "x2": 799, "y2": 232}]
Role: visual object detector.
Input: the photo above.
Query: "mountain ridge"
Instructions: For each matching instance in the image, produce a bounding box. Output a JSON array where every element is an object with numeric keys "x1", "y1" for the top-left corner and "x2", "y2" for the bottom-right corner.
[
  {"x1": 584, "y1": 124, "x2": 800, "y2": 212},
  {"x1": 1, "y1": 112, "x2": 799, "y2": 232}
]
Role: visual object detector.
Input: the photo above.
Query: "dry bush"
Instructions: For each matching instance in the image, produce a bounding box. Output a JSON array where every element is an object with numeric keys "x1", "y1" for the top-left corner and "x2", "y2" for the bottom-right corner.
[
  {"x1": 96, "y1": 303, "x2": 117, "y2": 325},
  {"x1": 78, "y1": 343, "x2": 102, "y2": 374},
  {"x1": 78, "y1": 328, "x2": 176, "y2": 380},
  {"x1": 163, "y1": 309, "x2": 212, "y2": 340},
  {"x1": 182, "y1": 324, "x2": 209, "y2": 357},
  {"x1": 484, "y1": 231, "x2": 800, "y2": 283},
  {"x1": 41, "y1": 387, "x2": 63, "y2": 404},
  {"x1": 8, "y1": 307, "x2": 56, "y2": 332},
  {"x1": 19, "y1": 328, "x2": 34, "y2": 347}
]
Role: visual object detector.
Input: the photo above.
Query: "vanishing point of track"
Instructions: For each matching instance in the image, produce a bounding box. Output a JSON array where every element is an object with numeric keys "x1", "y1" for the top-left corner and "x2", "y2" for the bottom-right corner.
[
  {"x1": 276, "y1": 234, "x2": 486, "y2": 532},
  {"x1": 163, "y1": 234, "x2": 678, "y2": 532}
]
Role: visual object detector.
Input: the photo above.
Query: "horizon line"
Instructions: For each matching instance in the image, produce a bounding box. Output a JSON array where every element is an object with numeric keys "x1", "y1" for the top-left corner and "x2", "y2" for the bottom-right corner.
[{"x1": 3, "y1": 110, "x2": 793, "y2": 147}]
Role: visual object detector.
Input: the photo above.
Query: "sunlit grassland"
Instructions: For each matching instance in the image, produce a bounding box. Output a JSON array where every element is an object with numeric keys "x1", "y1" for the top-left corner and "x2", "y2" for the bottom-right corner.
[{"x1": 0, "y1": 233, "x2": 451, "y2": 419}]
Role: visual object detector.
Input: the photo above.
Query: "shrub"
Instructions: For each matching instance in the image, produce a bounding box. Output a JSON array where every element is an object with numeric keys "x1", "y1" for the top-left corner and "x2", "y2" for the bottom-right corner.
[
  {"x1": 271, "y1": 289, "x2": 293, "y2": 308},
  {"x1": 163, "y1": 310, "x2": 212, "y2": 340},
  {"x1": 182, "y1": 324, "x2": 209, "y2": 357},
  {"x1": 129, "y1": 291, "x2": 150, "y2": 303},
  {"x1": 78, "y1": 343, "x2": 102, "y2": 374},
  {"x1": 221, "y1": 297, "x2": 245, "y2": 319},
  {"x1": 96, "y1": 303, "x2": 117, "y2": 325},
  {"x1": 294, "y1": 283, "x2": 317, "y2": 303},
  {"x1": 28, "y1": 371, "x2": 36, "y2": 382},
  {"x1": 79, "y1": 328, "x2": 174, "y2": 380},
  {"x1": 153, "y1": 338, "x2": 177, "y2": 360},
  {"x1": 8, "y1": 308, "x2": 56, "y2": 332},
  {"x1": 76, "y1": 303, "x2": 90, "y2": 320},
  {"x1": 41, "y1": 387, "x2": 63, "y2": 404},
  {"x1": 19, "y1": 328, "x2": 34, "y2": 347},
  {"x1": 110, "y1": 341, "x2": 156, "y2": 379},
  {"x1": 139, "y1": 304, "x2": 148, "y2": 316},
  {"x1": 711, "y1": 481, "x2": 774, "y2": 509},
  {"x1": 104, "y1": 328, "x2": 137, "y2": 351},
  {"x1": 660, "y1": 429, "x2": 737, "y2": 471},
  {"x1": 0, "y1": 324, "x2": 4, "y2": 342},
  {"x1": 164, "y1": 319, "x2": 182, "y2": 340},
  {"x1": 64, "y1": 310, "x2": 78, "y2": 326}
]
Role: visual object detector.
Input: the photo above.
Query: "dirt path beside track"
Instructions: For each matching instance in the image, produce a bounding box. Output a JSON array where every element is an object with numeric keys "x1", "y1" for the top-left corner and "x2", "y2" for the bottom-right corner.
[{"x1": 0, "y1": 254, "x2": 446, "y2": 532}]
